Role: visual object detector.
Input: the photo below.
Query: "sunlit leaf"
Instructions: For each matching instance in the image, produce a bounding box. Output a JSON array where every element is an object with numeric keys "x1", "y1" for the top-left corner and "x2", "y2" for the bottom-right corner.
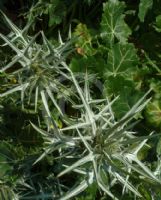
[
  {"x1": 138, "y1": 0, "x2": 153, "y2": 22},
  {"x1": 101, "y1": 0, "x2": 131, "y2": 44},
  {"x1": 107, "y1": 43, "x2": 138, "y2": 77}
]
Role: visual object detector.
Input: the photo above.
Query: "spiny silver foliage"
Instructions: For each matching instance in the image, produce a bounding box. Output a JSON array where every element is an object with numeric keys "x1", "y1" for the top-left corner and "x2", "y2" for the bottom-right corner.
[
  {"x1": 33, "y1": 69, "x2": 160, "y2": 199},
  {"x1": 0, "y1": 12, "x2": 160, "y2": 200}
]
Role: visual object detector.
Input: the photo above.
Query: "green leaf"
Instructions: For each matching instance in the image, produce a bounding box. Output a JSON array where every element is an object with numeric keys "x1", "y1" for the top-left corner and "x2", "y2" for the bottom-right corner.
[
  {"x1": 145, "y1": 100, "x2": 161, "y2": 128},
  {"x1": 104, "y1": 76, "x2": 134, "y2": 95},
  {"x1": 106, "y1": 43, "x2": 138, "y2": 77},
  {"x1": 70, "y1": 56, "x2": 106, "y2": 75},
  {"x1": 156, "y1": 15, "x2": 161, "y2": 28},
  {"x1": 48, "y1": 0, "x2": 66, "y2": 27},
  {"x1": 101, "y1": 0, "x2": 131, "y2": 44},
  {"x1": 104, "y1": 75, "x2": 145, "y2": 118},
  {"x1": 77, "y1": 182, "x2": 97, "y2": 200},
  {"x1": 74, "y1": 23, "x2": 95, "y2": 56},
  {"x1": 113, "y1": 92, "x2": 142, "y2": 119},
  {"x1": 154, "y1": 15, "x2": 161, "y2": 32},
  {"x1": 138, "y1": 0, "x2": 153, "y2": 22}
]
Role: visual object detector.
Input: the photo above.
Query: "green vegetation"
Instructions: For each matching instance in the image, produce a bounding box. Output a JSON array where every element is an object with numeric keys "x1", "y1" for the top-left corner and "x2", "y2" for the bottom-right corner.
[{"x1": 1, "y1": 0, "x2": 161, "y2": 199}]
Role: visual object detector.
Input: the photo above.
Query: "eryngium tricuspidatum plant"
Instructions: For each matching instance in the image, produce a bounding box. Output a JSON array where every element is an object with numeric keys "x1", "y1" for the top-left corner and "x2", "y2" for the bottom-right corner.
[
  {"x1": 32, "y1": 68, "x2": 161, "y2": 200},
  {"x1": 0, "y1": 12, "x2": 161, "y2": 200},
  {"x1": 0, "y1": 12, "x2": 75, "y2": 129}
]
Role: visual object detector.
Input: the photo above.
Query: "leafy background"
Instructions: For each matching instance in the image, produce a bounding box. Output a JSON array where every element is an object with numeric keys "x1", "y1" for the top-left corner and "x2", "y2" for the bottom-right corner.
[{"x1": 1, "y1": 0, "x2": 161, "y2": 199}]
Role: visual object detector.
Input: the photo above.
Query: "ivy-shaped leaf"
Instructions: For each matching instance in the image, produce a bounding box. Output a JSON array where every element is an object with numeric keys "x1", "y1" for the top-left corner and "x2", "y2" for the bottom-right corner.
[
  {"x1": 101, "y1": 0, "x2": 131, "y2": 45},
  {"x1": 106, "y1": 43, "x2": 138, "y2": 77},
  {"x1": 104, "y1": 76, "x2": 142, "y2": 118},
  {"x1": 138, "y1": 0, "x2": 153, "y2": 22},
  {"x1": 104, "y1": 75, "x2": 134, "y2": 95},
  {"x1": 70, "y1": 56, "x2": 106, "y2": 75}
]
